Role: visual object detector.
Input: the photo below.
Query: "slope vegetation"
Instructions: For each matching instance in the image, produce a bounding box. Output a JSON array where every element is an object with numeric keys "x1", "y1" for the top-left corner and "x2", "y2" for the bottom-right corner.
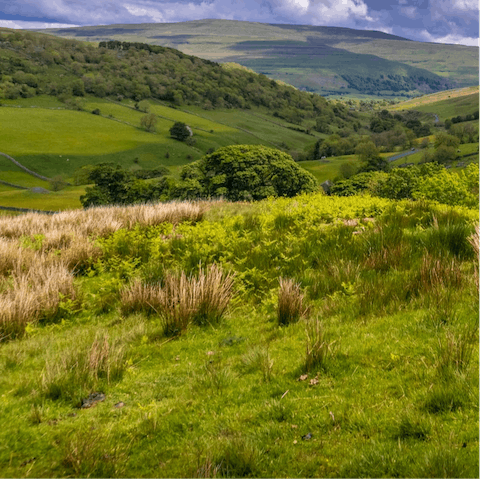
[{"x1": 0, "y1": 195, "x2": 478, "y2": 477}]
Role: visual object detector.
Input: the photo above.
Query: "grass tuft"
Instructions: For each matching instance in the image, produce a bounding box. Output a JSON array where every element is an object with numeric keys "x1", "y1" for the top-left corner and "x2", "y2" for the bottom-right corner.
[
  {"x1": 40, "y1": 332, "x2": 125, "y2": 403},
  {"x1": 277, "y1": 277, "x2": 308, "y2": 325},
  {"x1": 305, "y1": 317, "x2": 335, "y2": 372},
  {"x1": 120, "y1": 264, "x2": 234, "y2": 335}
]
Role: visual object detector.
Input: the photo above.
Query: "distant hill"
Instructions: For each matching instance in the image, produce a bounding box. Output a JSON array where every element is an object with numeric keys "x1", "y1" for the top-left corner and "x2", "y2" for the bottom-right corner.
[
  {"x1": 43, "y1": 19, "x2": 479, "y2": 98},
  {"x1": 0, "y1": 27, "x2": 359, "y2": 128}
]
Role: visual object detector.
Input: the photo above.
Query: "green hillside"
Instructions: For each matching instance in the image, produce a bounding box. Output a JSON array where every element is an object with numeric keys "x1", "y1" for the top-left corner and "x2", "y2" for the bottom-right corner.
[
  {"x1": 44, "y1": 19, "x2": 478, "y2": 97},
  {"x1": 0, "y1": 195, "x2": 478, "y2": 477}
]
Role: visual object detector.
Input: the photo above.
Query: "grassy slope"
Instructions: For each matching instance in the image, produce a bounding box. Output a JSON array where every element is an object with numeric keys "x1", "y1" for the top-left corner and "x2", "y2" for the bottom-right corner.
[
  {"x1": 44, "y1": 20, "x2": 478, "y2": 97},
  {"x1": 0, "y1": 196, "x2": 478, "y2": 477},
  {"x1": 0, "y1": 97, "x2": 319, "y2": 177},
  {"x1": 0, "y1": 95, "x2": 322, "y2": 209},
  {"x1": 389, "y1": 86, "x2": 479, "y2": 120}
]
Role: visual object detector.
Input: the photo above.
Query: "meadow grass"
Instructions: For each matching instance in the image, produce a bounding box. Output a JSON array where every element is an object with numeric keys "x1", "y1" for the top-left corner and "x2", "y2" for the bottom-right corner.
[
  {"x1": 0, "y1": 187, "x2": 85, "y2": 211},
  {"x1": 0, "y1": 183, "x2": 478, "y2": 477},
  {"x1": 0, "y1": 171, "x2": 50, "y2": 189},
  {"x1": 388, "y1": 86, "x2": 479, "y2": 114},
  {"x1": 301, "y1": 155, "x2": 358, "y2": 183}
]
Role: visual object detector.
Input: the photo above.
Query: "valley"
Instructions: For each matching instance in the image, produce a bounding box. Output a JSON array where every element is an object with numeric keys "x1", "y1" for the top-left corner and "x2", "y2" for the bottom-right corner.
[{"x1": 0, "y1": 24, "x2": 478, "y2": 478}]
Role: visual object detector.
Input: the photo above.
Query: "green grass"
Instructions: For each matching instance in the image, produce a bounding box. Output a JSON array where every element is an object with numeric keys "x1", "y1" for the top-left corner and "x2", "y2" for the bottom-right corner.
[
  {"x1": 300, "y1": 155, "x2": 357, "y2": 183},
  {"x1": 411, "y1": 94, "x2": 479, "y2": 122},
  {"x1": 0, "y1": 171, "x2": 50, "y2": 189},
  {"x1": 0, "y1": 186, "x2": 84, "y2": 211},
  {"x1": 0, "y1": 195, "x2": 478, "y2": 477}
]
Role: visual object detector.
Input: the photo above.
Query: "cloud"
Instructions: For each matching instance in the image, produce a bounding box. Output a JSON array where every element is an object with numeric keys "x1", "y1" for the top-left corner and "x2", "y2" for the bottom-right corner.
[
  {"x1": 0, "y1": 19, "x2": 79, "y2": 29},
  {"x1": 429, "y1": 0, "x2": 479, "y2": 23},
  {"x1": 418, "y1": 29, "x2": 479, "y2": 46},
  {"x1": 0, "y1": 0, "x2": 374, "y2": 28},
  {"x1": 400, "y1": 6, "x2": 417, "y2": 19}
]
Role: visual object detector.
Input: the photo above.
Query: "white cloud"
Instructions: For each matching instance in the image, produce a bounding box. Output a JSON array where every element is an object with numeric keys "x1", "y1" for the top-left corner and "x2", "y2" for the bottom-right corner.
[
  {"x1": 0, "y1": 19, "x2": 80, "y2": 29},
  {"x1": 418, "y1": 29, "x2": 479, "y2": 46},
  {"x1": 429, "y1": 0, "x2": 479, "y2": 22},
  {"x1": 400, "y1": 6, "x2": 417, "y2": 19},
  {"x1": 306, "y1": 0, "x2": 372, "y2": 25}
]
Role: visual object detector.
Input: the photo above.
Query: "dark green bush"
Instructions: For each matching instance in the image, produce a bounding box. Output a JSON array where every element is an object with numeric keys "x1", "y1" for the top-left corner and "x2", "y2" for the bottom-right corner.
[{"x1": 179, "y1": 145, "x2": 318, "y2": 201}]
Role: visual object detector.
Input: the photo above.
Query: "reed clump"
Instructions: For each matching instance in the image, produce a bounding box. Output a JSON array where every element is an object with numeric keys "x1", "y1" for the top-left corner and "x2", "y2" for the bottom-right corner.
[
  {"x1": 120, "y1": 264, "x2": 235, "y2": 335},
  {"x1": 305, "y1": 318, "x2": 335, "y2": 372},
  {"x1": 277, "y1": 277, "x2": 308, "y2": 325},
  {"x1": 41, "y1": 333, "x2": 125, "y2": 401},
  {"x1": 0, "y1": 262, "x2": 76, "y2": 340}
]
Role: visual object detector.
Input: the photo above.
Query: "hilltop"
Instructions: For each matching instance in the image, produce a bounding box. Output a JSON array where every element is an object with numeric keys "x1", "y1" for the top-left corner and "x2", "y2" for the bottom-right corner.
[{"x1": 43, "y1": 19, "x2": 478, "y2": 98}]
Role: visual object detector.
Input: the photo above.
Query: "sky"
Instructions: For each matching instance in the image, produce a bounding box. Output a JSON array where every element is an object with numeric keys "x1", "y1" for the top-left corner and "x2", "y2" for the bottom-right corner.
[{"x1": 0, "y1": 0, "x2": 478, "y2": 47}]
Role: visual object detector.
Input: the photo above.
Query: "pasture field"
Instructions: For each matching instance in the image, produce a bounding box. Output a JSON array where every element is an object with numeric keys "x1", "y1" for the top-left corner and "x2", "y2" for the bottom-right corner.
[
  {"x1": 0, "y1": 171, "x2": 50, "y2": 189},
  {"x1": 0, "y1": 195, "x2": 478, "y2": 477},
  {"x1": 300, "y1": 156, "x2": 356, "y2": 183},
  {"x1": 0, "y1": 186, "x2": 85, "y2": 211},
  {"x1": 388, "y1": 86, "x2": 479, "y2": 120}
]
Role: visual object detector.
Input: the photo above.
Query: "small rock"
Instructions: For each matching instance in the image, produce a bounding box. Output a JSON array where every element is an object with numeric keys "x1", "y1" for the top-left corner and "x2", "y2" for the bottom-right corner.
[
  {"x1": 80, "y1": 392, "x2": 105, "y2": 409},
  {"x1": 29, "y1": 187, "x2": 50, "y2": 194},
  {"x1": 297, "y1": 374, "x2": 308, "y2": 381},
  {"x1": 302, "y1": 433, "x2": 313, "y2": 441},
  {"x1": 114, "y1": 402, "x2": 125, "y2": 409}
]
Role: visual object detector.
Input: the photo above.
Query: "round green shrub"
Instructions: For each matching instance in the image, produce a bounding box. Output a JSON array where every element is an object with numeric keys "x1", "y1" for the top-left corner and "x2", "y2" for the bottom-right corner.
[{"x1": 180, "y1": 145, "x2": 318, "y2": 201}]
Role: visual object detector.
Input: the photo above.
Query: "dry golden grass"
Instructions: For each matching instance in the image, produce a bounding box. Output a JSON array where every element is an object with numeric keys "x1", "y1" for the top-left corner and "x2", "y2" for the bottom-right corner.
[
  {"x1": 0, "y1": 201, "x2": 205, "y2": 240},
  {"x1": 0, "y1": 201, "x2": 207, "y2": 340},
  {"x1": 120, "y1": 279, "x2": 160, "y2": 316},
  {"x1": 277, "y1": 278, "x2": 308, "y2": 325},
  {"x1": 121, "y1": 264, "x2": 235, "y2": 335},
  {"x1": 0, "y1": 261, "x2": 76, "y2": 340},
  {"x1": 468, "y1": 225, "x2": 479, "y2": 290},
  {"x1": 419, "y1": 253, "x2": 463, "y2": 291}
]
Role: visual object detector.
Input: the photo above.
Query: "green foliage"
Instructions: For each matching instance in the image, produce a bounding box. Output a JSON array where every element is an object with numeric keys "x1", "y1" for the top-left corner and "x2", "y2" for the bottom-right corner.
[
  {"x1": 180, "y1": 145, "x2": 318, "y2": 201},
  {"x1": 80, "y1": 163, "x2": 134, "y2": 207},
  {"x1": 435, "y1": 132, "x2": 461, "y2": 149},
  {"x1": 49, "y1": 175, "x2": 67, "y2": 192},
  {"x1": 331, "y1": 163, "x2": 479, "y2": 208},
  {"x1": 169, "y1": 121, "x2": 192, "y2": 141},
  {"x1": 140, "y1": 113, "x2": 157, "y2": 132}
]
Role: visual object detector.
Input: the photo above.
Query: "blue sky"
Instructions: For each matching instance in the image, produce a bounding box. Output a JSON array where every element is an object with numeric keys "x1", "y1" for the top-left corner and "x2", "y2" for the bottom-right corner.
[{"x1": 0, "y1": 0, "x2": 478, "y2": 46}]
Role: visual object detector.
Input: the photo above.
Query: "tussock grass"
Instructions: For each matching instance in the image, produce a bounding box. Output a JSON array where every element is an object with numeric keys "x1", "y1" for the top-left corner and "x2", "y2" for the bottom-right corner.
[
  {"x1": 121, "y1": 264, "x2": 235, "y2": 335},
  {"x1": 0, "y1": 201, "x2": 206, "y2": 240},
  {"x1": 436, "y1": 326, "x2": 478, "y2": 376},
  {"x1": 468, "y1": 224, "x2": 479, "y2": 289},
  {"x1": 0, "y1": 201, "x2": 207, "y2": 340},
  {"x1": 0, "y1": 262, "x2": 76, "y2": 340},
  {"x1": 41, "y1": 332, "x2": 125, "y2": 402},
  {"x1": 305, "y1": 318, "x2": 335, "y2": 372},
  {"x1": 241, "y1": 345, "x2": 274, "y2": 382},
  {"x1": 277, "y1": 277, "x2": 308, "y2": 325}
]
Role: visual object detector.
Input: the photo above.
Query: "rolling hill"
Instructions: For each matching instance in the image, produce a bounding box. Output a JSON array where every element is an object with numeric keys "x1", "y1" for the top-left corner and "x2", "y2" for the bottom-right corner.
[{"x1": 44, "y1": 19, "x2": 479, "y2": 97}]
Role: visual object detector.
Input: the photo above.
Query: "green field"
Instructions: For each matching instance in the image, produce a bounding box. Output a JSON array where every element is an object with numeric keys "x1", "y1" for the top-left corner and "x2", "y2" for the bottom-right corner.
[
  {"x1": 0, "y1": 96, "x2": 321, "y2": 210},
  {"x1": 0, "y1": 186, "x2": 85, "y2": 211},
  {"x1": 391, "y1": 91, "x2": 479, "y2": 122}
]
